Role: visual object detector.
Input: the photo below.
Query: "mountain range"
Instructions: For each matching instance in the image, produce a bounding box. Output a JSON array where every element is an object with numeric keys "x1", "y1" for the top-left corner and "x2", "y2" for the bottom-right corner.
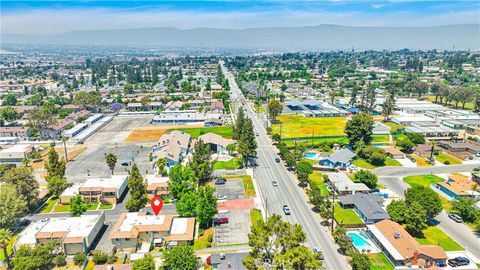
[{"x1": 2, "y1": 24, "x2": 479, "y2": 50}]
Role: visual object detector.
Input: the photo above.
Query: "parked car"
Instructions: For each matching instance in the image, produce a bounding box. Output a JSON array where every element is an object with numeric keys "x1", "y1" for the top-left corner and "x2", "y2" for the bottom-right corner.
[
  {"x1": 213, "y1": 217, "x2": 229, "y2": 225},
  {"x1": 283, "y1": 205, "x2": 291, "y2": 215},
  {"x1": 121, "y1": 162, "x2": 129, "y2": 166},
  {"x1": 406, "y1": 155, "x2": 416, "y2": 163},
  {"x1": 215, "y1": 178, "x2": 227, "y2": 185},
  {"x1": 448, "y1": 257, "x2": 470, "y2": 267},
  {"x1": 312, "y1": 247, "x2": 324, "y2": 260},
  {"x1": 217, "y1": 195, "x2": 228, "y2": 200},
  {"x1": 275, "y1": 157, "x2": 281, "y2": 163},
  {"x1": 272, "y1": 180, "x2": 278, "y2": 187},
  {"x1": 448, "y1": 213, "x2": 463, "y2": 223},
  {"x1": 255, "y1": 133, "x2": 259, "y2": 136}
]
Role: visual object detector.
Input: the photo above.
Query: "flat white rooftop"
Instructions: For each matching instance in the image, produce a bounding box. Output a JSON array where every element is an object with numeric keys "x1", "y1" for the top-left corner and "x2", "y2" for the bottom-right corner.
[
  {"x1": 169, "y1": 218, "x2": 188, "y2": 235},
  {"x1": 82, "y1": 175, "x2": 128, "y2": 189},
  {"x1": 145, "y1": 174, "x2": 169, "y2": 185},
  {"x1": 0, "y1": 144, "x2": 31, "y2": 153},
  {"x1": 119, "y1": 213, "x2": 166, "y2": 232}
]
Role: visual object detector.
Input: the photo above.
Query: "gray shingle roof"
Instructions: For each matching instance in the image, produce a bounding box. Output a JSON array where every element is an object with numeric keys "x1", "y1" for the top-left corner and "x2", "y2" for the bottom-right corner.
[
  {"x1": 328, "y1": 148, "x2": 356, "y2": 164},
  {"x1": 338, "y1": 193, "x2": 390, "y2": 221}
]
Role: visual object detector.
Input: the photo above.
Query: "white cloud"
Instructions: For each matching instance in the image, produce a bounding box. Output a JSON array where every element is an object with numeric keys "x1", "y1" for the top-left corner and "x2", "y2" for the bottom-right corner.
[
  {"x1": 372, "y1": 3, "x2": 389, "y2": 9},
  {"x1": 1, "y1": 7, "x2": 478, "y2": 35}
]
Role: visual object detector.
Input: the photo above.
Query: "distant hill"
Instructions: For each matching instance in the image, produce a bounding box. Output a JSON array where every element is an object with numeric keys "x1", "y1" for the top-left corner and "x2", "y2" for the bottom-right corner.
[{"x1": 2, "y1": 24, "x2": 479, "y2": 50}]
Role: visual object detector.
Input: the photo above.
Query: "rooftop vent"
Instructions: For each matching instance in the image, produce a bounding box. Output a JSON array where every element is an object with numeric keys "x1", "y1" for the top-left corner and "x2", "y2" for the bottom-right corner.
[{"x1": 393, "y1": 232, "x2": 401, "y2": 239}]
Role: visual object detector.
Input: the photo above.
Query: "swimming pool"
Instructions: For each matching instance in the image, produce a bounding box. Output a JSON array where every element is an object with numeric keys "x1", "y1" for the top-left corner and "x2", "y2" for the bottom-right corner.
[
  {"x1": 347, "y1": 231, "x2": 371, "y2": 250},
  {"x1": 304, "y1": 152, "x2": 317, "y2": 158}
]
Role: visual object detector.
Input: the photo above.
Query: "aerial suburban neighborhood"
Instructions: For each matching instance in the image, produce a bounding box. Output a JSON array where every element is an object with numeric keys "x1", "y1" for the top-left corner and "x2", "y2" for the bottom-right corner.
[{"x1": 0, "y1": 1, "x2": 479, "y2": 270}]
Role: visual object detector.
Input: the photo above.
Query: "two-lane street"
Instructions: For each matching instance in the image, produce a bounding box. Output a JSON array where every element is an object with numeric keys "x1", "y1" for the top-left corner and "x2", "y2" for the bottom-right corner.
[{"x1": 222, "y1": 63, "x2": 350, "y2": 270}]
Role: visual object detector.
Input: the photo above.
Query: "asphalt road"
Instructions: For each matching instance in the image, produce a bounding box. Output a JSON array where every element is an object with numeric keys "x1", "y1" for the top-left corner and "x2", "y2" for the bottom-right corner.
[
  {"x1": 222, "y1": 63, "x2": 350, "y2": 270},
  {"x1": 374, "y1": 166, "x2": 480, "y2": 257}
]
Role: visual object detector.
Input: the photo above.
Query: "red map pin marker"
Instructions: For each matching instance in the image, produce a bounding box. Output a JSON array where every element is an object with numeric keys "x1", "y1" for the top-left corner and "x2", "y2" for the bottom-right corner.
[{"x1": 150, "y1": 196, "x2": 164, "y2": 216}]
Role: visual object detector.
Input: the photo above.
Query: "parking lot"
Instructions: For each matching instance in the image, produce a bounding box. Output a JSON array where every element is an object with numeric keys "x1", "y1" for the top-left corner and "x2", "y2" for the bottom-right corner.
[
  {"x1": 215, "y1": 178, "x2": 246, "y2": 200},
  {"x1": 213, "y1": 210, "x2": 251, "y2": 245},
  {"x1": 66, "y1": 115, "x2": 155, "y2": 182}
]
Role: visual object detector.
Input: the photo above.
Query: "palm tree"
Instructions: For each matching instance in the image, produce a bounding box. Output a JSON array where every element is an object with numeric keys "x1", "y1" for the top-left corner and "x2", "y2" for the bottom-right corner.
[
  {"x1": 429, "y1": 140, "x2": 437, "y2": 163},
  {"x1": 105, "y1": 153, "x2": 118, "y2": 175},
  {"x1": 0, "y1": 229, "x2": 12, "y2": 269},
  {"x1": 156, "y1": 158, "x2": 167, "y2": 175},
  {"x1": 472, "y1": 183, "x2": 478, "y2": 198}
]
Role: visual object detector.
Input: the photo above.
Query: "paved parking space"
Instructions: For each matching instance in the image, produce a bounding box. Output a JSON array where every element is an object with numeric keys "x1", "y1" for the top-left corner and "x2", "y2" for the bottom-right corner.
[
  {"x1": 215, "y1": 178, "x2": 246, "y2": 200},
  {"x1": 214, "y1": 210, "x2": 251, "y2": 245}
]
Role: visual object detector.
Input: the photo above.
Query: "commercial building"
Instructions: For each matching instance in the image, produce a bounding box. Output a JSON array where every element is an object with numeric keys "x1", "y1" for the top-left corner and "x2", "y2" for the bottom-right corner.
[
  {"x1": 367, "y1": 220, "x2": 447, "y2": 267},
  {"x1": 59, "y1": 175, "x2": 128, "y2": 204},
  {"x1": 0, "y1": 144, "x2": 33, "y2": 166},
  {"x1": 14, "y1": 213, "x2": 105, "y2": 255}
]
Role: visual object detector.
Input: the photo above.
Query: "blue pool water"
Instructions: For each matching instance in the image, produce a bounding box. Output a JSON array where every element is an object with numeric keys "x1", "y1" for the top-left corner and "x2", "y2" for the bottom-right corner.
[
  {"x1": 304, "y1": 152, "x2": 317, "y2": 158},
  {"x1": 347, "y1": 232, "x2": 371, "y2": 249}
]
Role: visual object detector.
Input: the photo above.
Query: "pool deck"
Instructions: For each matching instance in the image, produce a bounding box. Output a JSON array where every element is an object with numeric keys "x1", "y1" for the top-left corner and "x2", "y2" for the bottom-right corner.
[{"x1": 347, "y1": 230, "x2": 380, "y2": 254}]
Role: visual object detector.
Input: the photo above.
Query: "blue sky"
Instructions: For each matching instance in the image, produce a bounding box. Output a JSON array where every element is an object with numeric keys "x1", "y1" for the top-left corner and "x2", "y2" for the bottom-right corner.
[{"x1": 1, "y1": 1, "x2": 479, "y2": 34}]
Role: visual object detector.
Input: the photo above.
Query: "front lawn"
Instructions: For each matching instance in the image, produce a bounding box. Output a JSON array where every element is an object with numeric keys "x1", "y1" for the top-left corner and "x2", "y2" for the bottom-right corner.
[
  {"x1": 334, "y1": 203, "x2": 364, "y2": 225},
  {"x1": 415, "y1": 225, "x2": 464, "y2": 251},
  {"x1": 271, "y1": 115, "x2": 346, "y2": 138},
  {"x1": 169, "y1": 126, "x2": 233, "y2": 138},
  {"x1": 368, "y1": 253, "x2": 393, "y2": 270},
  {"x1": 435, "y1": 153, "x2": 462, "y2": 165},
  {"x1": 40, "y1": 197, "x2": 59, "y2": 213},
  {"x1": 403, "y1": 174, "x2": 445, "y2": 188},
  {"x1": 412, "y1": 155, "x2": 432, "y2": 167},
  {"x1": 352, "y1": 157, "x2": 401, "y2": 169},
  {"x1": 384, "y1": 121, "x2": 405, "y2": 133},
  {"x1": 372, "y1": 135, "x2": 390, "y2": 143},
  {"x1": 213, "y1": 157, "x2": 243, "y2": 170},
  {"x1": 99, "y1": 203, "x2": 113, "y2": 210},
  {"x1": 193, "y1": 228, "x2": 213, "y2": 250},
  {"x1": 309, "y1": 173, "x2": 330, "y2": 196},
  {"x1": 53, "y1": 202, "x2": 99, "y2": 212},
  {"x1": 250, "y1": 209, "x2": 263, "y2": 225}
]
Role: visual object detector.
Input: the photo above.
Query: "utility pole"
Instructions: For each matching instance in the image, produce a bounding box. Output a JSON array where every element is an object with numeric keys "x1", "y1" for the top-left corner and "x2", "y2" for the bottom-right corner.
[
  {"x1": 331, "y1": 185, "x2": 335, "y2": 232},
  {"x1": 62, "y1": 137, "x2": 69, "y2": 162}
]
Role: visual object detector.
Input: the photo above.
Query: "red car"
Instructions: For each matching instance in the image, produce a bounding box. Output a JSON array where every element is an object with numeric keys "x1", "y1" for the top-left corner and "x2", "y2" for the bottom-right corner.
[{"x1": 214, "y1": 217, "x2": 229, "y2": 225}]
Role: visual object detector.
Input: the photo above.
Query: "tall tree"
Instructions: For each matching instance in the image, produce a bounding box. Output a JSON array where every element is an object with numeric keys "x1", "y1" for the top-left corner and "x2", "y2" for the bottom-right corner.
[
  {"x1": 11, "y1": 244, "x2": 54, "y2": 270},
  {"x1": 156, "y1": 158, "x2": 167, "y2": 175},
  {"x1": 132, "y1": 254, "x2": 155, "y2": 270},
  {"x1": 196, "y1": 185, "x2": 217, "y2": 228},
  {"x1": 189, "y1": 139, "x2": 213, "y2": 183},
  {"x1": 162, "y1": 246, "x2": 198, "y2": 270},
  {"x1": 47, "y1": 175, "x2": 68, "y2": 197},
  {"x1": 234, "y1": 108, "x2": 245, "y2": 140},
  {"x1": 350, "y1": 253, "x2": 371, "y2": 270},
  {"x1": 167, "y1": 165, "x2": 196, "y2": 200},
  {"x1": 0, "y1": 106, "x2": 18, "y2": 122},
  {"x1": 267, "y1": 99, "x2": 283, "y2": 123},
  {"x1": 126, "y1": 164, "x2": 149, "y2": 212},
  {"x1": 0, "y1": 229, "x2": 12, "y2": 268},
  {"x1": 296, "y1": 160, "x2": 313, "y2": 187},
  {"x1": 0, "y1": 183, "x2": 27, "y2": 228},
  {"x1": 1, "y1": 167, "x2": 39, "y2": 209},
  {"x1": 345, "y1": 112, "x2": 374, "y2": 148},
  {"x1": 105, "y1": 153, "x2": 118, "y2": 175},
  {"x1": 175, "y1": 191, "x2": 198, "y2": 217},
  {"x1": 274, "y1": 245, "x2": 322, "y2": 270},
  {"x1": 45, "y1": 147, "x2": 66, "y2": 179},
  {"x1": 238, "y1": 117, "x2": 257, "y2": 166},
  {"x1": 70, "y1": 195, "x2": 87, "y2": 217},
  {"x1": 354, "y1": 170, "x2": 377, "y2": 189},
  {"x1": 405, "y1": 186, "x2": 442, "y2": 219},
  {"x1": 405, "y1": 201, "x2": 427, "y2": 236}
]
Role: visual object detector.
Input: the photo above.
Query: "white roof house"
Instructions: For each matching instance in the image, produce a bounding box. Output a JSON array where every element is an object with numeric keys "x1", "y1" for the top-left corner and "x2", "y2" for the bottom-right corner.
[{"x1": 327, "y1": 173, "x2": 370, "y2": 194}]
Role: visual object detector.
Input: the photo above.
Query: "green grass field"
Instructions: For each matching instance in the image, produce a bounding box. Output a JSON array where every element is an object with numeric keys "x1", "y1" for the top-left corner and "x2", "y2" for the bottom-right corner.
[
  {"x1": 250, "y1": 209, "x2": 263, "y2": 225},
  {"x1": 368, "y1": 253, "x2": 393, "y2": 270},
  {"x1": 352, "y1": 157, "x2": 402, "y2": 169},
  {"x1": 334, "y1": 203, "x2": 364, "y2": 225},
  {"x1": 435, "y1": 153, "x2": 462, "y2": 165},
  {"x1": 213, "y1": 157, "x2": 243, "y2": 170},
  {"x1": 309, "y1": 173, "x2": 330, "y2": 196},
  {"x1": 384, "y1": 121, "x2": 405, "y2": 133},
  {"x1": 168, "y1": 125, "x2": 233, "y2": 138},
  {"x1": 403, "y1": 174, "x2": 445, "y2": 188},
  {"x1": 99, "y1": 203, "x2": 113, "y2": 210},
  {"x1": 40, "y1": 197, "x2": 59, "y2": 213},
  {"x1": 415, "y1": 226, "x2": 464, "y2": 251},
  {"x1": 53, "y1": 202, "x2": 99, "y2": 212},
  {"x1": 272, "y1": 115, "x2": 346, "y2": 138},
  {"x1": 193, "y1": 228, "x2": 213, "y2": 250},
  {"x1": 425, "y1": 96, "x2": 475, "y2": 111},
  {"x1": 372, "y1": 135, "x2": 390, "y2": 143}
]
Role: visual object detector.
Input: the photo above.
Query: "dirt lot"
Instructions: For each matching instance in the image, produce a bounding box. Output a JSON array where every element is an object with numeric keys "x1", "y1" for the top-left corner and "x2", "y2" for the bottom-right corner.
[{"x1": 124, "y1": 124, "x2": 204, "y2": 142}]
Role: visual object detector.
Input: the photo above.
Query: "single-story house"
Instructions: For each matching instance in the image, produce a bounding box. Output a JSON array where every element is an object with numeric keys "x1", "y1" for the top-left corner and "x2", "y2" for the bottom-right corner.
[
  {"x1": 436, "y1": 174, "x2": 480, "y2": 200},
  {"x1": 14, "y1": 213, "x2": 105, "y2": 255},
  {"x1": 326, "y1": 173, "x2": 370, "y2": 195},
  {"x1": 438, "y1": 141, "x2": 480, "y2": 155},
  {"x1": 413, "y1": 144, "x2": 441, "y2": 159},
  {"x1": 197, "y1": 132, "x2": 236, "y2": 155},
  {"x1": 338, "y1": 193, "x2": 390, "y2": 224},
  {"x1": 384, "y1": 147, "x2": 405, "y2": 159},
  {"x1": 367, "y1": 220, "x2": 447, "y2": 267},
  {"x1": 372, "y1": 122, "x2": 391, "y2": 135},
  {"x1": 320, "y1": 148, "x2": 356, "y2": 168}
]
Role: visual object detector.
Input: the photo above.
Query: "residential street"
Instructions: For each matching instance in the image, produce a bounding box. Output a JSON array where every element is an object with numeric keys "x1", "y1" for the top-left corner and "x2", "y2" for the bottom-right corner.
[
  {"x1": 222, "y1": 62, "x2": 350, "y2": 270},
  {"x1": 374, "y1": 167, "x2": 480, "y2": 258}
]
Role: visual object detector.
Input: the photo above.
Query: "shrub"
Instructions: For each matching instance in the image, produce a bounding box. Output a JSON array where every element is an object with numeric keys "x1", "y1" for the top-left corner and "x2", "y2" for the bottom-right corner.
[
  {"x1": 433, "y1": 150, "x2": 440, "y2": 155},
  {"x1": 207, "y1": 233, "x2": 213, "y2": 243},
  {"x1": 53, "y1": 255, "x2": 67, "y2": 267},
  {"x1": 73, "y1": 253, "x2": 87, "y2": 265},
  {"x1": 108, "y1": 254, "x2": 118, "y2": 264},
  {"x1": 93, "y1": 251, "x2": 108, "y2": 265},
  {"x1": 444, "y1": 160, "x2": 450, "y2": 165}
]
